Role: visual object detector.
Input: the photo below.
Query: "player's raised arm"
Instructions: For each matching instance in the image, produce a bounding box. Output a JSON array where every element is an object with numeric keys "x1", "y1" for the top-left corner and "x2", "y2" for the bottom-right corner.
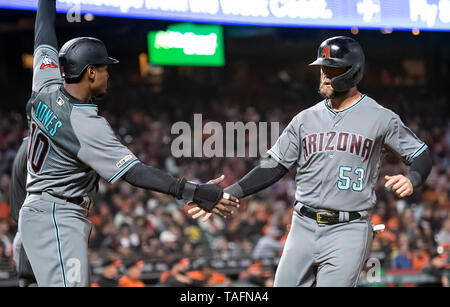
[
  {"x1": 32, "y1": 0, "x2": 61, "y2": 93},
  {"x1": 35, "y1": 0, "x2": 58, "y2": 51}
]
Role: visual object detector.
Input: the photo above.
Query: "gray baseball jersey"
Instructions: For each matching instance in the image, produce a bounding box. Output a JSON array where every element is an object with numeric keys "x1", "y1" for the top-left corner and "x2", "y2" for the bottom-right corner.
[
  {"x1": 268, "y1": 94, "x2": 427, "y2": 212},
  {"x1": 27, "y1": 45, "x2": 139, "y2": 198}
]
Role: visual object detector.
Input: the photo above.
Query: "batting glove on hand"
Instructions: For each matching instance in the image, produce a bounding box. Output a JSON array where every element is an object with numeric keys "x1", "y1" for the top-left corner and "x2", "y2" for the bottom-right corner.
[{"x1": 183, "y1": 175, "x2": 240, "y2": 221}]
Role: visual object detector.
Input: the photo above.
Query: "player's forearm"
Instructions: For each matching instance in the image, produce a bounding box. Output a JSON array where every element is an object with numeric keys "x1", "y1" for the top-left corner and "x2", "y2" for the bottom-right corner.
[
  {"x1": 406, "y1": 148, "x2": 432, "y2": 188},
  {"x1": 122, "y1": 162, "x2": 185, "y2": 197},
  {"x1": 123, "y1": 162, "x2": 224, "y2": 211},
  {"x1": 35, "y1": 0, "x2": 58, "y2": 50},
  {"x1": 224, "y1": 158, "x2": 288, "y2": 198}
]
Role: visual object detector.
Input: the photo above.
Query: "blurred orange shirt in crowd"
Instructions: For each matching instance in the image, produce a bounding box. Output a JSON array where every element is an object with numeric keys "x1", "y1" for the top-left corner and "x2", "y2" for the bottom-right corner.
[
  {"x1": 119, "y1": 261, "x2": 145, "y2": 287},
  {"x1": 411, "y1": 251, "x2": 430, "y2": 270},
  {"x1": 159, "y1": 270, "x2": 170, "y2": 284},
  {"x1": 0, "y1": 202, "x2": 9, "y2": 220},
  {"x1": 118, "y1": 275, "x2": 145, "y2": 287},
  {"x1": 188, "y1": 270, "x2": 227, "y2": 285},
  {"x1": 242, "y1": 260, "x2": 271, "y2": 278},
  {"x1": 90, "y1": 214, "x2": 102, "y2": 228},
  {"x1": 209, "y1": 273, "x2": 226, "y2": 284},
  {"x1": 387, "y1": 217, "x2": 399, "y2": 232},
  {"x1": 371, "y1": 214, "x2": 383, "y2": 226}
]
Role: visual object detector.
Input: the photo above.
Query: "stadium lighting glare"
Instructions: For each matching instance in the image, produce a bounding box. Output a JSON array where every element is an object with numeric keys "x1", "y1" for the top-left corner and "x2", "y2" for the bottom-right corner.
[
  {"x1": 84, "y1": 13, "x2": 94, "y2": 21},
  {"x1": 381, "y1": 29, "x2": 393, "y2": 34}
]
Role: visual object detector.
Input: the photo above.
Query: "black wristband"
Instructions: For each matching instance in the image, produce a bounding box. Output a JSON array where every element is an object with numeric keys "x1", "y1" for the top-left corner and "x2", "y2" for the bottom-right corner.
[
  {"x1": 406, "y1": 171, "x2": 422, "y2": 189},
  {"x1": 408, "y1": 149, "x2": 432, "y2": 188},
  {"x1": 181, "y1": 180, "x2": 197, "y2": 201}
]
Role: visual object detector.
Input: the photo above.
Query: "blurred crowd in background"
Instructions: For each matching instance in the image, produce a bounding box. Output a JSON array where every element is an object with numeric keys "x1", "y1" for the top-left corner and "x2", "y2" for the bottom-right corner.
[{"x1": 0, "y1": 49, "x2": 449, "y2": 287}]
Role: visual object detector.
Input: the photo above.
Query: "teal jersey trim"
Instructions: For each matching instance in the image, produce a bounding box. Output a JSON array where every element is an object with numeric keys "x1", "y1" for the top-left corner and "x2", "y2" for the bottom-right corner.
[
  {"x1": 72, "y1": 104, "x2": 98, "y2": 108},
  {"x1": 411, "y1": 143, "x2": 427, "y2": 159},
  {"x1": 324, "y1": 94, "x2": 367, "y2": 116},
  {"x1": 52, "y1": 203, "x2": 67, "y2": 287},
  {"x1": 108, "y1": 158, "x2": 140, "y2": 184},
  {"x1": 34, "y1": 44, "x2": 58, "y2": 55},
  {"x1": 267, "y1": 149, "x2": 283, "y2": 162}
]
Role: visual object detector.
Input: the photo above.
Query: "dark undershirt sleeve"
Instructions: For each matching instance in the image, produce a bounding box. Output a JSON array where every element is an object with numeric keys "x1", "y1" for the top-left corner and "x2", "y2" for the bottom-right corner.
[
  {"x1": 123, "y1": 163, "x2": 185, "y2": 198},
  {"x1": 35, "y1": 0, "x2": 58, "y2": 50},
  {"x1": 123, "y1": 163, "x2": 224, "y2": 212},
  {"x1": 406, "y1": 149, "x2": 432, "y2": 188},
  {"x1": 224, "y1": 158, "x2": 289, "y2": 198}
]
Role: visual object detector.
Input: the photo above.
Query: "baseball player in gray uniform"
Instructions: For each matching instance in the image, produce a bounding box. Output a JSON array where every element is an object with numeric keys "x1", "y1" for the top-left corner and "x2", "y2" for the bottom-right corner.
[
  {"x1": 188, "y1": 36, "x2": 432, "y2": 286},
  {"x1": 19, "y1": 0, "x2": 238, "y2": 287}
]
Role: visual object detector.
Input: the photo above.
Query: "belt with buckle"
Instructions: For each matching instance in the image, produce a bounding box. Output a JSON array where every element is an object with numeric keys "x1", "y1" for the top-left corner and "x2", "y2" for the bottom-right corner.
[
  {"x1": 299, "y1": 205, "x2": 361, "y2": 225},
  {"x1": 29, "y1": 192, "x2": 91, "y2": 210}
]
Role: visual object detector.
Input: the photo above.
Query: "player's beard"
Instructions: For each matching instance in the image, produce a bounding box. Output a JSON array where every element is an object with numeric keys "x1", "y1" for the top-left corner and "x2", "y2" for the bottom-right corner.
[{"x1": 318, "y1": 81, "x2": 348, "y2": 99}]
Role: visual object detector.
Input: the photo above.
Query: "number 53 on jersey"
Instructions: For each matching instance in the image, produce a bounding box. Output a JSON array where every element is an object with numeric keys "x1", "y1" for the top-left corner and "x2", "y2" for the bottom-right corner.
[{"x1": 337, "y1": 166, "x2": 365, "y2": 192}]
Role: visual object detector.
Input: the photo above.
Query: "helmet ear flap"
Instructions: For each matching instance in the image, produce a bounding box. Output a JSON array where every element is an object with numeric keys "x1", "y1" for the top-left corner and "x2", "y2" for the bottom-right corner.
[{"x1": 330, "y1": 63, "x2": 363, "y2": 92}]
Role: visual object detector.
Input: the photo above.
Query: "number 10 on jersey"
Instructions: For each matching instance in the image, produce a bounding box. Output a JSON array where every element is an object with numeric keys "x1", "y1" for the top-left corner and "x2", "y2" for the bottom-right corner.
[
  {"x1": 28, "y1": 122, "x2": 50, "y2": 174},
  {"x1": 337, "y1": 166, "x2": 365, "y2": 191}
]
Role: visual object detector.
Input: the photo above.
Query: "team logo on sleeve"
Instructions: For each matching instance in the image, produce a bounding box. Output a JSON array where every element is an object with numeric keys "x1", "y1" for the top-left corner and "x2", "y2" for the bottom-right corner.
[
  {"x1": 116, "y1": 155, "x2": 132, "y2": 168},
  {"x1": 40, "y1": 56, "x2": 58, "y2": 70},
  {"x1": 56, "y1": 97, "x2": 65, "y2": 106}
]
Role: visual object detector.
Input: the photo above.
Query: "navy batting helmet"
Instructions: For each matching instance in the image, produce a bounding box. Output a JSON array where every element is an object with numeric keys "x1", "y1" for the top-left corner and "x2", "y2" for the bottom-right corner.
[
  {"x1": 58, "y1": 37, "x2": 119, "y2": 79},
  {"x1": 309, "y1": 36, "x2": 365, "y2": 92}
]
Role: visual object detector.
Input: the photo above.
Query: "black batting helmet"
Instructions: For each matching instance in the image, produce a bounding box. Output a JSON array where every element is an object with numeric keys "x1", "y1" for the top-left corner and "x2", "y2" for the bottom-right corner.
[
  {"x1": 309, "y1": 36, "x2": 365, "y2": 92},
  {"x1": 58, "y1": 37, "x2": 119, "y2": 79}
]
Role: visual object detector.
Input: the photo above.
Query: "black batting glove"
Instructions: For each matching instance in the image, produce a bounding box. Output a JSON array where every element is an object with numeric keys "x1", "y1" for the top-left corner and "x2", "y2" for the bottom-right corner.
[{"x1": 180, "y1": 180, "x2": 223, "y2": 212}]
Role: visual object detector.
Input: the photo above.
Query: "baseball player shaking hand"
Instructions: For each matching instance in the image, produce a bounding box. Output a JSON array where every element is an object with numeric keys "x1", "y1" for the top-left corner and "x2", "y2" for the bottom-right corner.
[
  {"x1": 188, "y1": 36, "x2": 432, "y2": 287},
  {"x1": 18, "y1": 0, "x2": 238, "y2": 287}
]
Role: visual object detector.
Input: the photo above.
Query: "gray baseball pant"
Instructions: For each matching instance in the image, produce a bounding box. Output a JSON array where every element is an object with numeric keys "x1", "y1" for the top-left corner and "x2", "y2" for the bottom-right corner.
[
  {"x1": 18, "y1": 192, "x2": 92, "y2": 287},
  {"x1": 274, "y1": 203, "x2": 373, "y2": 287}
]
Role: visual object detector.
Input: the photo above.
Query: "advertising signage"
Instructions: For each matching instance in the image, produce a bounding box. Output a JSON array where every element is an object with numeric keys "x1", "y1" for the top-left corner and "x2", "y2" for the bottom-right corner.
[{"x1": 1, "y1": 0, "x2": 450, "y2": 31}]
